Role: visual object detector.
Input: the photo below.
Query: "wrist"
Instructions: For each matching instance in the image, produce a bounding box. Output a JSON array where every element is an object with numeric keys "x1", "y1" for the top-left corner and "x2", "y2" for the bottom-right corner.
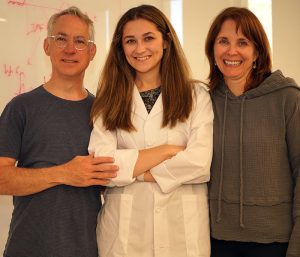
[
  {"x1": 137, "y1": 173, "x2": 144, "y2": 182},
  {"x1": 162, "y1": 144, "x2": 173, "y2": 159},
  {"x1": 144, "y1": 171, "x2": 155, "y2": 182}
]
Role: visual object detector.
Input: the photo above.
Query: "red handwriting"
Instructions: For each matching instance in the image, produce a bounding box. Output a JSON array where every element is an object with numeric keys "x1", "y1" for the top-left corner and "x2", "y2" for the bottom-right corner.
[
  {"x1": 7, "y1": 0, "x2": 61, "y2": 11},
  {"x1": 3, "y1": 64, "x2": 26, "y2": 95},
  {"x1": 27, "y1": 23, "x2": 46, "y2": 35},
  {"x1": 15, "y1": 83, "x2": 26, "y2": 95},
  {"x1": 3, "y1": 64, "x2": 25, "y2": 79},
  {"x1": 3, "y1": 64, "x2": 13, "y2": 77},
  {"x1": 7, "y1": 0, "x2": 26, "y2": 6}
]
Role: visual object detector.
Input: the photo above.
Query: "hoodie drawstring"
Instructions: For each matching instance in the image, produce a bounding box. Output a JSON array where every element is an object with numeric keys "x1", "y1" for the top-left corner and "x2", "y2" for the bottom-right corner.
[
  {"x1": 239, "y1": 96, "x2": 246, "y2": 228},
  {"x1": 216, "y1": 92, "x2": 246, "y2": 228},
  {"x1": 216, "y1": 92, "x2": 228, "y2": 222}
]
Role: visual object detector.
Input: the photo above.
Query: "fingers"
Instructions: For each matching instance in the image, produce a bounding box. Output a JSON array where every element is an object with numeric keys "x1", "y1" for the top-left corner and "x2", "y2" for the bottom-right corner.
[
  {"x1": 93, "y1": 163, "x2": 119, "y2": 172},
  {"x1": 90, "y1": 178, "x2": 112, "y2": 186},
  {"x1": 89, "y1": 170, "x2": 118, "y2": 186},
  {"x1": 92, "y1": 156, "x2": 115, "y2": 164},
  {"x1": 93, "y1": 170, "x2": 117, "y2": 179}
]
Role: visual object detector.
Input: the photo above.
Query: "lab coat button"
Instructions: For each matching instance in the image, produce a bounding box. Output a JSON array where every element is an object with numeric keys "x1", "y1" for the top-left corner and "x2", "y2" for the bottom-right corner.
[{"x1": 155, "y1": 207, "x2": 161, "y2": 213}]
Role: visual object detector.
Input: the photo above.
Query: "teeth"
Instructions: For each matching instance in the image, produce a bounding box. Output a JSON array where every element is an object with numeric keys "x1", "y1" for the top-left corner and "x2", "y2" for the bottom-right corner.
[
  {"x1": 225, "y1": 60, "x2": 241, "y2": 66},
  {"x1": 136, "y1": 56, "x2": 150, "y2": 61}
]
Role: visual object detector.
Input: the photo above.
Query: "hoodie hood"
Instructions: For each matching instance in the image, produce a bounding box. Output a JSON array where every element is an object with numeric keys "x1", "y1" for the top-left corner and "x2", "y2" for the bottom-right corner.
[{"x1": 215, "y1": 70, "x2": 299, "y2": 100}]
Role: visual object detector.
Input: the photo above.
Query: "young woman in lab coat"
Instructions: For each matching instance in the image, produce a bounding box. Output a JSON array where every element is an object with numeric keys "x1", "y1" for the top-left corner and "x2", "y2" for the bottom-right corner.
[{"x1": 89, "y1": 4, "x2": 213, "y2": 257}]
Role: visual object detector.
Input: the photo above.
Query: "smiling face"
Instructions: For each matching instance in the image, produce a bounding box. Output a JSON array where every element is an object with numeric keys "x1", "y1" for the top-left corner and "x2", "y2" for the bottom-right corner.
[
  {"x1": 214, "y1": 19, "x2": 258, "y2": 92},
  {"x1": 44, "y1": 14, "x2": 96, "y2": 80},
  {"x1": 122, "y1": 18, "x2": 166, "y2": 81}
]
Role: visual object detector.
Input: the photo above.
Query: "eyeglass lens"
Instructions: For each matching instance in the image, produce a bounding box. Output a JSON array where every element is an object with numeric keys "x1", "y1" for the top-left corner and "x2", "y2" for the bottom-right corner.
[{"x1": 52, "y1": 35, "x2": 90, "y2": 50}]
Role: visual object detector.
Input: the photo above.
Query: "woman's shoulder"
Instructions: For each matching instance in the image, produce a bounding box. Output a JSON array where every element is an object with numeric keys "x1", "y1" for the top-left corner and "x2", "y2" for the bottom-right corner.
[{"x1": 191, "y1": 80, "x2": 210, "y2": 97}]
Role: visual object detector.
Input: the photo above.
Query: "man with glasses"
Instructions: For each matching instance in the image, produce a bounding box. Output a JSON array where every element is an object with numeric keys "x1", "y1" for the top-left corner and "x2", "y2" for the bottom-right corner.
[{"x1": 0, "y1": 6, "x2": 117, "y2": 257}]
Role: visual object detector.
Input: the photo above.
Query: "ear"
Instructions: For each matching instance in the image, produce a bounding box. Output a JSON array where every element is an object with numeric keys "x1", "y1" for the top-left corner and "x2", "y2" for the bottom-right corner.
[
  {"x1": 89, "y1": 43, "x2": 97, "y2": 61},
  {"x1": 44, "y1": 38, "x2": 50, "y2": 56}
]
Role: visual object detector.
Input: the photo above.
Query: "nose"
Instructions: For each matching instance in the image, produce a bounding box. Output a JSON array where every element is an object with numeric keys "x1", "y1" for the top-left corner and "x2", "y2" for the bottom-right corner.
[
  {"x1": 135, "y1": 41, "x2": 146, "y2": 53},
  {"x1": 227, "y1": 44, "x2": 238, "y2": 55},
  {"x1": 64, "y1": 40, "x2": 77, "y2": 53}
]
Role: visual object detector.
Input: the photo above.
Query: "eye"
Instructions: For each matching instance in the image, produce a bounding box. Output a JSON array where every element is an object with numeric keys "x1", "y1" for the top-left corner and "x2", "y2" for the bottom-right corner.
[
  {"x1": 125, "y1": 39, "x2": 136, "y2": 44},
  {"x1": 55, "y1": 35, "x2": 67, "y2": 42},
  {"x1": 144, "y1": 36, "x2": 154, "y2": 41},
  {"x1": 74, "y1": 37, "x2": 87, "y2": 46},
  {"x1": 217, "y1": 38, "x2": 229, "y2": 46},
  {"x1": 238, "y1": 40, "x2": 249, "y2": 46}
]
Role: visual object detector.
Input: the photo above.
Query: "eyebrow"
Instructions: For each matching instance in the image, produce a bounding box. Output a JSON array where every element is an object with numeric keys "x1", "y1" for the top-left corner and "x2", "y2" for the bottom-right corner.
[
  {"x1": 55, "y1": 32, "x2": 67, "y2": 36},
  {"x1": 123, "y1": 31, "x2": 156, "y2": 40},
  {"x1": 216, "y1": 36, "x2": 249, "y2": 41},
  {"x1": 53, "y1": 32, "x2": 86, "y2": 38}
]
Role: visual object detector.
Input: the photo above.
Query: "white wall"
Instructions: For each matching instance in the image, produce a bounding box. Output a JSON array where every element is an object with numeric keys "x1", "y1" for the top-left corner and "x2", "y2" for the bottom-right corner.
[
  {"x1": 272, "y1": 0, "x2": 300, "y2": 84},
  {"x1": 182, "y1": 0, "x2": 245, "y2": 81},
  {"x1": 1, "y1": 0, "x2": 299, "y2": 254}
]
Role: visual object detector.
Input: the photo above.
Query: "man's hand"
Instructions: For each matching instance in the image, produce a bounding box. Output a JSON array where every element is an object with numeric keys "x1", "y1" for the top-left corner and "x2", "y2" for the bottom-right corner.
[{"x1": 61, "y1": 154, "x2": 118, "y2": 187}]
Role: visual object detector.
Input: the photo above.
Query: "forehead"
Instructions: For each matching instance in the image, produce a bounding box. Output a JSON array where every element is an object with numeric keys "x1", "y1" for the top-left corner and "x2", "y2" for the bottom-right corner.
[
  {"x1": 218, "y1": 19, "x2": 245, "y2": 37},
  {"x1": 52, "y1": 14, "x2": 89, "y2": 37},
  {"x1": 123, "y1": 18, "x2": 159, "y2": 36}
]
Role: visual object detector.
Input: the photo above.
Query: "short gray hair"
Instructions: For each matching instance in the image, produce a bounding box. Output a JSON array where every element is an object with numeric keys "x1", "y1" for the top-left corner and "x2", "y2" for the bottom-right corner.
[{"x1": 47, "y1": 6, "x2": 95, "y2": 41}]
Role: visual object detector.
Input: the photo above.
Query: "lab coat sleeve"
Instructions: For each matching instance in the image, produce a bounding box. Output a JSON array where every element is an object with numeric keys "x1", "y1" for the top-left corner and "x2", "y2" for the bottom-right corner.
[
  {"x1": 150, "y1": 85, "x2": 214, "y2": 193},
  {"x1": 88, "y1": 117, "x2": 138, "y2": 187}
]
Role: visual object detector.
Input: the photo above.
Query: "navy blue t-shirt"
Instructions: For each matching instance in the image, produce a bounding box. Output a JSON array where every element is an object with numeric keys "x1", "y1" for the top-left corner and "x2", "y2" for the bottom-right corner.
[{"x1": 0, "y1": 86, "x2": 101, "y2": 257}]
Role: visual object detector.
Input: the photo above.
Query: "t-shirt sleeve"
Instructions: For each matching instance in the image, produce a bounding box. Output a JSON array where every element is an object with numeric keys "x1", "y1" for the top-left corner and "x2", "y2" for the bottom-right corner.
[{"x1": 0, "y1": 98, "x2": 24, "y2": 159}]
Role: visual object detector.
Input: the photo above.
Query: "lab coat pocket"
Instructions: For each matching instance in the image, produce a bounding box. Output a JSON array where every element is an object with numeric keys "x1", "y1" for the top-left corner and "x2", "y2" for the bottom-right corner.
[
  {"x1": 97, "y1": 194, "x2": 133, "y2": 257},
  {"x1": 182, "y1": 195, "x2": 210, "y2": 257}
]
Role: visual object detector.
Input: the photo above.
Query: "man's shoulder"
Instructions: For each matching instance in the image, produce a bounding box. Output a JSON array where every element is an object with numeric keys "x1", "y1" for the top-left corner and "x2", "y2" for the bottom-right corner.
[{"x1": 10, "y1": 85, "x2": 45, "y2": 105}]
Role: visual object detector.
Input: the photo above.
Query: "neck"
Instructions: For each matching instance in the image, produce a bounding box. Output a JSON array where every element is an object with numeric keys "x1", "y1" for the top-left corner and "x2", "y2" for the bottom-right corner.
[
  {"x1": 44, "y1": 77, "x2": 87, "y2": 100},
  {"x1": 135, "y1": 72, "x2": 161, "y2": 92},
  {"x1": 226, "y1": 79, "x2": 246, "y2": 96}
]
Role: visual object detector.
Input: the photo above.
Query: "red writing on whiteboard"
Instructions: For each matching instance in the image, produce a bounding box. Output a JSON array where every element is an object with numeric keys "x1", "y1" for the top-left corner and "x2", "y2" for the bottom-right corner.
[
  {"x1": 3, "y1": 64, "x2": 26, "y2": 95},
  {"x1": 27, "y1": 23, "x2": 46, "y2": 35},
  {"x1": 7, "y1": 0, "x2": 26, "y2": 6},
  {"x1": 4, "y1": 64, "x2": 25, "y2": 78},
  {"x1": 4, "y1": 64, "x2": 13, "y2": 77}
]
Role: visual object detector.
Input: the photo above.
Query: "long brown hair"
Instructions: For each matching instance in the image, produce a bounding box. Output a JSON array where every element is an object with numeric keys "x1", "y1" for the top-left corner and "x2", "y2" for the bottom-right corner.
[
  {"x1": 205, "y1": 7, "x2": 272, "y2": 92},
  {"x1": 91, "y1": 4, "x2": 194, "y2": 131}
]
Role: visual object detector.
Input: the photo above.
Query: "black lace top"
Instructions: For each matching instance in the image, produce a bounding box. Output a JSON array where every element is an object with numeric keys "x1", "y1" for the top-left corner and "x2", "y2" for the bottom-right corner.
[{"x1": 139, "y1": 87, "x2": 161, "y2": 113}]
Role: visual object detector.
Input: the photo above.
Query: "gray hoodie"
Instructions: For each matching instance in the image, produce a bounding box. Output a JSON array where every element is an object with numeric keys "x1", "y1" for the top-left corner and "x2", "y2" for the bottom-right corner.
[{"x1": 209, "y1": 70, "x2": 300, "y2": 257}]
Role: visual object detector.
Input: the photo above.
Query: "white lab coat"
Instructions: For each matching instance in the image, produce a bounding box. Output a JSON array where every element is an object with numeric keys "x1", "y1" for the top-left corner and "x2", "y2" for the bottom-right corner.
[{"x1": 88, "y1": 83, "x2": 213, "y2": 257}]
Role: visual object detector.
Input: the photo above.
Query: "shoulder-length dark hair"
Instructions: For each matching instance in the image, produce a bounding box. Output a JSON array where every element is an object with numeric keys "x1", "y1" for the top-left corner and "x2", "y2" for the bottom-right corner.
[
  {"x1": 91, "y1": 4, "x2": 194, "y2": 131},
  {"x1": 205, "y1": 7, "x2": 272, "y2": 91}
]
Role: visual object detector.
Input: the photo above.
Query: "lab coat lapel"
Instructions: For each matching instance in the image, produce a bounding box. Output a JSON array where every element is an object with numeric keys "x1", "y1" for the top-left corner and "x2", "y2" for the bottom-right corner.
[
  {"x1": 132, "y1": 86, "x2": 163, "y2": 120},
  {"x1": 132, "y1": 86, "x2": 148, "y2": 120}
]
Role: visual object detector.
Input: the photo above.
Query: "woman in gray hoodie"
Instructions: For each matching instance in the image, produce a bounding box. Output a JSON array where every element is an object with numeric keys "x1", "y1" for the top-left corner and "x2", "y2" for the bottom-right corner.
[{"x1": 205, "y1": 7, "x2": 300, "y2": 257}]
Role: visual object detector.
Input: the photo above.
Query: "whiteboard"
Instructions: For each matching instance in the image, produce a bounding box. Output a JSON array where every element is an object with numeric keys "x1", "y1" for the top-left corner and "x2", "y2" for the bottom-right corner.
[{"x1": 0, "y1": 0, "x2": 106, "y2": 113}]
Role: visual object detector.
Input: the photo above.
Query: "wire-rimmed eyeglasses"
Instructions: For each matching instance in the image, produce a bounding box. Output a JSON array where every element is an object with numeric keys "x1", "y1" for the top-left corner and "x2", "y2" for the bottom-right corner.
[{"x1": 48, "y1": 34, "x2": 94, "y2": 51}]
